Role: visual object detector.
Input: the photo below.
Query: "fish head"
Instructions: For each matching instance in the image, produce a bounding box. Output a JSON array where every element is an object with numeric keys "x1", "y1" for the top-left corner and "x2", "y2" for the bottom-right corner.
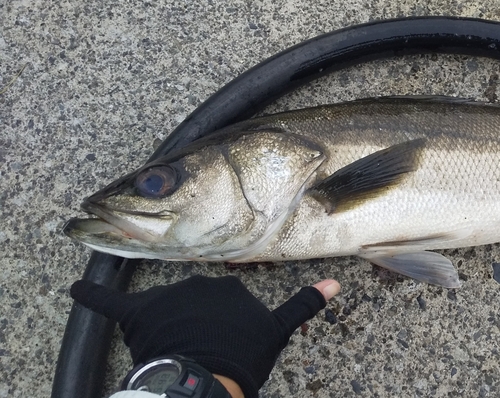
[{"x1": 64, "y1": 130, "x2": 325, "y2": 260}]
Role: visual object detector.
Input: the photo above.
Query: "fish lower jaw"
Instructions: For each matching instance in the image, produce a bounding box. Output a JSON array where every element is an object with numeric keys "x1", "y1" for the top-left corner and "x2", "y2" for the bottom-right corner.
[
  {"x1": 64, "y1": 217, "x2": 163, "y2": 244},
  {"x1": 83, "y1": 243, "x2": 165, "y2": 260},
  {"x1": 82, "y1": 242, "x2": 211, "y2": 262},
  {"x1": 81, "y1": 202, "x2": 167, "y2": 242}
]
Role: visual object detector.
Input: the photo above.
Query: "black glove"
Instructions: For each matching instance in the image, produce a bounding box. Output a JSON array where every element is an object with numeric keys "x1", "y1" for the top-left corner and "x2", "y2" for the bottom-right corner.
[{"x1": 70, "y1": 275, "x2": 328, "y2": 398}]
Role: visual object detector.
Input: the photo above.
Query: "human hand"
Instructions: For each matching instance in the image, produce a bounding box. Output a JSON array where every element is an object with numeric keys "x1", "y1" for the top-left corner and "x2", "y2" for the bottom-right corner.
[{"x1": 70, "y1": 275, "x2": 340, "y2": 398}]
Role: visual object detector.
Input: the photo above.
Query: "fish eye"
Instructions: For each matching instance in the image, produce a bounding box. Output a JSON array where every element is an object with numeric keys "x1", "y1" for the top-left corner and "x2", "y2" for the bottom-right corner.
[{"x1": 135, "y1": 166, "x2": 178, "y2": 198}]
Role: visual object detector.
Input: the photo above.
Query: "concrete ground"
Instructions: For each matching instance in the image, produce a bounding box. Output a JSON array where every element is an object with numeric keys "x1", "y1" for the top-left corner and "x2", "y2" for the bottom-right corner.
[{"x1": 1, "y1": 1, "x2": 500, "y2": 397}]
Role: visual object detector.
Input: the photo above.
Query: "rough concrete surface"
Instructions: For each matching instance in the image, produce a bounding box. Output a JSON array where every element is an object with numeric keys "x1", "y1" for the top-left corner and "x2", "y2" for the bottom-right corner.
[{"x1": 1, "y1": 1, "x2": 500, "y2": 397}]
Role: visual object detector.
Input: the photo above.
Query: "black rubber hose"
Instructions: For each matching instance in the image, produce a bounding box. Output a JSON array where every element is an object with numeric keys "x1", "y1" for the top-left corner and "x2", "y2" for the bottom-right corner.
[
  {"x1": 150, "y1": 16, "x2": 500, "y2": 159},
  {"x1": 53, "y1": 16, "x2": 500, "y2": 398},
  {"x1": 52, "y1": 253, "x2": 138, "y2": 398}
]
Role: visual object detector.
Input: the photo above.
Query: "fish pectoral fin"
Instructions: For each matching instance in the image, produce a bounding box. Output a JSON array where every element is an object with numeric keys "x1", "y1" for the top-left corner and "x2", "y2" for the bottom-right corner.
[
  {"x1": 309, "y1": 139, "x2": 425, "y2": 213},
  {"x1": 360, "y1": 251, "x2": 461, "y2": 288}
]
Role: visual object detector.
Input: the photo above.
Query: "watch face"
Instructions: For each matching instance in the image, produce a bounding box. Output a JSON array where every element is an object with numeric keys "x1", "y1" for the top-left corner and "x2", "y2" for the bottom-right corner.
[{"x1": 131, "y1": 362, "x2": 181, "y2": 394}]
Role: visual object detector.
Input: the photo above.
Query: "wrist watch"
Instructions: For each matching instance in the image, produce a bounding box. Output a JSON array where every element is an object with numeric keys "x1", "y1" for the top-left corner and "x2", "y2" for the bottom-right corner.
[{"x1": 121, "y1": 355, "x2": 233, "y2": 398}]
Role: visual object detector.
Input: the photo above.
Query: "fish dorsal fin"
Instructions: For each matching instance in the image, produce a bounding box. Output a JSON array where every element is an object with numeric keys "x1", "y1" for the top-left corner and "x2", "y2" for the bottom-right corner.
[
  {"x1": 310, "y1": 139, "x2": 425, "y2": 213},
  {"x1": 353, "y1": 95, "x2": 500, "y2": 107}
]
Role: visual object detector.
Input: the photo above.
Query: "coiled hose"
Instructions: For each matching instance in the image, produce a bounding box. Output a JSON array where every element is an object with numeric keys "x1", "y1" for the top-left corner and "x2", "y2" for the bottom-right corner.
[{"x1": 52, "y1": 17, "x2": 500, "y2": 398}]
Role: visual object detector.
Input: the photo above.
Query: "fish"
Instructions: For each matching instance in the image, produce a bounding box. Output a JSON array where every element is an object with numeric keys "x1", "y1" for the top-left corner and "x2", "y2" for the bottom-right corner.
[{"x1": 63, "y1": 96, "x2": 500, "y2": 288}]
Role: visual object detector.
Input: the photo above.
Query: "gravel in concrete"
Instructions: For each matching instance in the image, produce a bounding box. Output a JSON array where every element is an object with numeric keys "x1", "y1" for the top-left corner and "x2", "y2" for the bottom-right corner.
[{"x1": 1, "y1": 1, "x2": 499, "y2": 397}]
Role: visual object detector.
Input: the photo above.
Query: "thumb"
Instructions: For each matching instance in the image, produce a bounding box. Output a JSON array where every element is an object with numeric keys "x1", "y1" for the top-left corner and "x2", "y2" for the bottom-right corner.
[
  {"x1": 272, "y1": 280, "x2": 340, "y2": 338},
  {"x1": 70, "y1": 280, "x2": 131, "y2": 321},
  {"x1": 312, "y1": 279, "x2": 341, "y2": 301}
]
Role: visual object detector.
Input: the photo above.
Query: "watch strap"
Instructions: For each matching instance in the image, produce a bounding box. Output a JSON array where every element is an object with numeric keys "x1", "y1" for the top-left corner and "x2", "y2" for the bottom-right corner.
[
  {"x1": 211, "y1": 378, "x2": 233, "y2": 398},
  {"x1": 109, "y1": 391, "x2": 163, "y2": 398}
]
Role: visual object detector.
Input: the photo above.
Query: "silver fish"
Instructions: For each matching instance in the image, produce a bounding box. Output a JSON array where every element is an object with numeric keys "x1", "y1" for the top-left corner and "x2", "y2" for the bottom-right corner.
[{"x1": 64, "y1": 97, "x2": 500, "y2": 288}]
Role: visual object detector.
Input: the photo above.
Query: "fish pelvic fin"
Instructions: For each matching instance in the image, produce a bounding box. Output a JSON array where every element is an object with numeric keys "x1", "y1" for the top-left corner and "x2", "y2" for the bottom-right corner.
[
  {"x1": 360, "y1": 251, "x2": 461, "y2": 288},
  {"x1": 309, "y1": 139, "x2": 425, "y2": 213}
]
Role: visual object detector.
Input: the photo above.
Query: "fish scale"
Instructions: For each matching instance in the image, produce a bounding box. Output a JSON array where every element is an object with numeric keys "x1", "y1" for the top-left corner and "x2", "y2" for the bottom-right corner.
[{"x1": 64, "y1": 97, "x2": 500, "y2": 288}]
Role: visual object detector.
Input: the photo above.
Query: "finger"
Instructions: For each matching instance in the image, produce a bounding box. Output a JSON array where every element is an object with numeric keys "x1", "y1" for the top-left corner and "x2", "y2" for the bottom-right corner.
[
  {"x1": 70, "y1": 280, "x2": 131, "y2": 321},
  {"x1": 272, "y1": 286, "x2": 328, "y2": 339},
  {"x1": 312, "y1": 279, "x2": 341, "y2": 301}
]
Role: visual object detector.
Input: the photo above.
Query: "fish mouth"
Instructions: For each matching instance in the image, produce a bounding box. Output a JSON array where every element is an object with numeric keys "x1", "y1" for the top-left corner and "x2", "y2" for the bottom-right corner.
[{"x1": 63, "y1": 200, "x2": 163, "y2": 243}]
